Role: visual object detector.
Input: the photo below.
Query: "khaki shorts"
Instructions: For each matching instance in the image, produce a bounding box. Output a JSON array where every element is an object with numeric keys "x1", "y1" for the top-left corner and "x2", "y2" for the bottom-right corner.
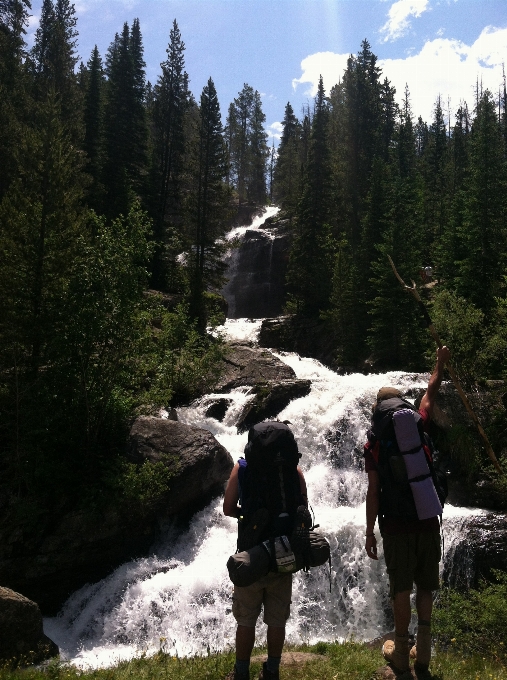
[
  {"x1": 382, "y1": 531, "x2": 441, "y2": 597},
  {"x1": 232, "y1": 572, "x2": 292, "y2": 628}
]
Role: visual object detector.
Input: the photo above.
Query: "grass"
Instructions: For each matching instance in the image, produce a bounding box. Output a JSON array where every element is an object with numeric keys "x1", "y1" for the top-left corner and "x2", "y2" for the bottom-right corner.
[{"x1": 1, "y1": 642, "x2": 506, "y2": 680}]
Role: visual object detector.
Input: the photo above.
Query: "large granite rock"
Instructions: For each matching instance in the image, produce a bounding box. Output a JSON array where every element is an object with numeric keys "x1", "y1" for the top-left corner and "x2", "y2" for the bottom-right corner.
[
  {"x1": 235, "y1": 379, "x2": 311, "y2": 432},
  {"x1": 0, "y1": 587, "x2": 58, "y2": 664},
  {"x1": 215, "y1": 343, "x2": 296, "y2": 392},
  {"x1": 128, "y1": 417, "x2": 234, "y2": 515},
  {"x1": 0, "y1": 421, "x2": 233, "y2": 614},
  {"x1": 206, "y1": 343, "x2": 312, "y2": 430}
]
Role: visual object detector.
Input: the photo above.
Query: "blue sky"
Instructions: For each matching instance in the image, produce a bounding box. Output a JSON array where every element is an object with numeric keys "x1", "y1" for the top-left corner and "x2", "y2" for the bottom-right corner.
[{"x1": 28, "y1": 0, "x2": 507, "y2": 144}]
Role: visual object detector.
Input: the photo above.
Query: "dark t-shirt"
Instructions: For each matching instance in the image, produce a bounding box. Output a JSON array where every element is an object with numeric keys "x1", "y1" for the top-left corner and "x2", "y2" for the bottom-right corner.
[{"x1": 364, "y1": 407, "x2": 439, "y2": 535}]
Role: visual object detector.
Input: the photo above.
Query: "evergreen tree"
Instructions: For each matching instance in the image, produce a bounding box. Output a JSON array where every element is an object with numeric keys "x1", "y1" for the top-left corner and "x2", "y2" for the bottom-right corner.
[
  {"x1": 226, "y1": 83, "x2": 268, "y2": 205},
  {"x1": 273, "y1": 101, "x2": 302, "y2": 221},
  {"x1": 83, "y1": 45, "x2": 104, "y2": 210},
  {"x1": 286, "y1": 76, "x2": 335, "y2": 316},
  {"x1": 149, "y1": 19, "x2": 188, "y2": 290},
  {"x1": 187, "y1": 77, "x2": 231, "y2": 329},
  {"x1": 102, "y1": 19, "x2": 148, "y2": 218},
  {"x1": 437, "y1": 104, "x2": 470, "y2": 283},
  {"x1": 248, "y1": 89, "x2": 268, "y2": 204},
  {"x1": 0, "y1": 0, "x2": 31, "y2": 200},
  {"x1": 367, "y1": 87, "x2": 427, "y2": 368},
  {"x1": 419, "y1": 96, "x2": 449, "y2": 249},
  {"x1": 454, "y1": 90, "x2": 507, "y2": 311},
  {"x1": 30, "y1": 0, "x2": 81, "y2": 137}
]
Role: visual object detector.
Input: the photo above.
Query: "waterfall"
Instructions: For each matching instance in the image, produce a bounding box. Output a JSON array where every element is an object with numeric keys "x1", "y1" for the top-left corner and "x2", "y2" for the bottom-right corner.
[{"x1": 43, "y1": 213, "x2": 484, "y2": 670}]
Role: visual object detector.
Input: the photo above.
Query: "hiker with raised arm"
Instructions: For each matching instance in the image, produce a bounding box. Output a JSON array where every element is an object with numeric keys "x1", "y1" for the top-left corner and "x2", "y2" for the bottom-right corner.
[
  {"x1": 223, "y1": 421, "x2": 311, "y2": 680},
  {"x1": 364, "y1": 346, "x2": 450, "y2": 675}
]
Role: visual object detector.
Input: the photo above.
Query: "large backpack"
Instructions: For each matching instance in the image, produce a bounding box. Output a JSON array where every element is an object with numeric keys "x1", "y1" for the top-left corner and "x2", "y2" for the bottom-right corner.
[
  {"x1": 237, "y1": 421, "x2": 305, "y2": 552},
  {"x1": 369, "y1": 398, "x2": 448, "y2": 524}
]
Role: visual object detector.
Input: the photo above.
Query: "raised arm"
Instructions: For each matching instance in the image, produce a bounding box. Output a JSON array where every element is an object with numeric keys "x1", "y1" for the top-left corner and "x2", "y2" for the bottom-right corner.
[
  {"x1": 419, "y1": 345, "x2": 451, "y2": 418},
  {"x1": 223, "y1": 462, "x2": 240, "y2": 517}
]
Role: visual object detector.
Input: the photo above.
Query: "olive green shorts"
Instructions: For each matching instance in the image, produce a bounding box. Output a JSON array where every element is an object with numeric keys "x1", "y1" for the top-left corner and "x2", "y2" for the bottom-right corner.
[
  {"x1": 232, "y1": 572, "x2": 292, "y2": 628},
  {"x1": 382, "y1": 531, "x2": 441, "y2": 597}
]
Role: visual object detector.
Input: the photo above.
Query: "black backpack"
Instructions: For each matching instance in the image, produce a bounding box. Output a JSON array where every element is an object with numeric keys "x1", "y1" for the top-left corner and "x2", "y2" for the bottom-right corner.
[
  {"x1": 237, "y1": 421, "x2": 305, "y2": 552},
  {"x1": 369, "y1": 398, "x2": 448, "y2": 523}
]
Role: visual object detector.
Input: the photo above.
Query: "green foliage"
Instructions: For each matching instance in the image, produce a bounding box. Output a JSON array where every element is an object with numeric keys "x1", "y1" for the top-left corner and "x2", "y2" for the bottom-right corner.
[
  {"x1": 117, "y1": 457, "x2": 178, "y2": 508},
  {"x1": 433, "y1": 573, "x2": 507, "y2": 664},
  {"x1": 1, "y1": 641, "x2": 507, "y2": 680},
  {"x1": 430, "y1": 289, "x2": 484, "y2": 383}
]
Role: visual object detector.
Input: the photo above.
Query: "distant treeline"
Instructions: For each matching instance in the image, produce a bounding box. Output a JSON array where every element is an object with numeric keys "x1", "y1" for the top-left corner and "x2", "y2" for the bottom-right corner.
[{"x1": 273, "y1": 41, "x2": 507, "y2": 376}]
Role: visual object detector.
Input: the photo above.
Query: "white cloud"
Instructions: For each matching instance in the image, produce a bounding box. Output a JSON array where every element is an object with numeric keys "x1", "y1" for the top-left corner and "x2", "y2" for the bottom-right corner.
[
  {"x1": 292, "y1": 26, "x2": 507, "y2": 124},
  {"x1": 381, "y1": 27, "x2": 507, "y2": 122},
  {"x1": 267, "y1": 121, "x2": 283, "y2": 141},
  {"x1": 380, "y1": 0, "x2": 430, "y2": 43},
  {"x1": 292, "y1": 51, "x2": 350, "y2": 96}
]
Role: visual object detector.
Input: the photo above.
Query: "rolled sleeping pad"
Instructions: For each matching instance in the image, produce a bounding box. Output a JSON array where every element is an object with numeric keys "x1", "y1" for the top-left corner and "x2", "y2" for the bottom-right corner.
[
  {"x1": 227, "y1": 543, "x2": 271, "y2": 587},
  {"x1": 393, "y1": 409, "x2": 442, "y2": 519}
]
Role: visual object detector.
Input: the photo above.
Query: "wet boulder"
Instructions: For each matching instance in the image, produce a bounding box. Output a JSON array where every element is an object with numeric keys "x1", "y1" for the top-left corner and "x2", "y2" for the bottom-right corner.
[
  {"x1": 235, "y1": 379, "x2": 311, "y2": 432},
  {"x1": 0, "y1": 587, "x2": 58, "y2": 665},
  {"x1": 214, "y1": 343, "x2": 296, "y2": 392},
  {"x1": 128, "y1": 417, "x2": 234, "y2": 515}
]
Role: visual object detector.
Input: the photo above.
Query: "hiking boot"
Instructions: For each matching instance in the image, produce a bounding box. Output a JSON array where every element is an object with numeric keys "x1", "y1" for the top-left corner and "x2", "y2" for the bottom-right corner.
[
  {"x1": 258, "y1": 661, "x2": 279, "y2": 680},
  {"x1": 382, "y1": 633, "x2": 410, "y2": 673},
  {"x1": 224, "y1": 669, "x2": 249, "y2": 680},
  {"x1": 412, "y1": 623, "x2": 431, "y2": 670}
]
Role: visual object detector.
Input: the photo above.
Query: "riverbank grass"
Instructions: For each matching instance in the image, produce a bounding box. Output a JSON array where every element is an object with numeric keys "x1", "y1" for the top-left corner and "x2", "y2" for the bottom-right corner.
[{"x1": 1, "y1": 642, "x2": 506, "y2": 680}]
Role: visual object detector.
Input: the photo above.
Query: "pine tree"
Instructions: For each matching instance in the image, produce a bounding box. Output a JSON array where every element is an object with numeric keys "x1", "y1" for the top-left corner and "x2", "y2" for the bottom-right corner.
[
  {"x1": 149, "y1": 19, "x2": 188, "y2": 289},
  {"x1": 83, "y1": 45, "x2": 104, "y2": 210},
  {"x1": 187, "y1": 77, "x2": 232, "y2": 329},
  {"x1": 286, "y1": 76, "x2": 335, "y2": 316},
  {"x1": 102, "y1": 19, "x2": 148, "y2": 218},
  {"x1": 419, "y1": 96, "x2": 449, "y2": 249},
  {"x1": 226, "y1": 83, "x2": 268, "y2": 205},
  {"x1": 367, "y1": 86, "x2": 427, "y2": 368},
  {"x1": 273, "y1": 102, "x2": 302, "y2": 221},
  {"x1": 454, "y1": 90, "x2": 507, "y2": 311},
  {"x1": 248, "y1": 89, "x2": 268, "y2": 204},
  {"x1": 30, "y1": 0, "x2": 81, "y2": 137},
  {"x1": 0, "y1": 0, "x2": 31, "y2": 200}
]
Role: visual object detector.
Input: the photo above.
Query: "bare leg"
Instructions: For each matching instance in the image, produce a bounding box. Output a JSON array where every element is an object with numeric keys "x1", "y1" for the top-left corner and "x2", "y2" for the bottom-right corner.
[
  {"x1": 266, "y1": 625, "x2": 285, "y2": 657},
  {"x1": 415, "y1": 588, "x2": 433, "y2": 622},
  {"x1": 236, "y1": 625, "x2": 255, "y2": 661},
  {"x1": 392, "y1": 589, "x2": 412, "y2": 634}
]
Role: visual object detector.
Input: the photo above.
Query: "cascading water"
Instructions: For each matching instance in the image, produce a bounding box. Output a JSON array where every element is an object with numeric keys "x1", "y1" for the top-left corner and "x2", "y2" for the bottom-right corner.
[{"x1": 44, "y1": 212, "x2": 484, "y2": 670}]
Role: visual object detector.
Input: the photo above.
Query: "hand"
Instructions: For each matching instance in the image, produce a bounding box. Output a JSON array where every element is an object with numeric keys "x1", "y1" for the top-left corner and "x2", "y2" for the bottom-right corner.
[
  {"x1": 365, "y1": 534, "x2": 378, "y2": 560},
  {"x1": 437, "y1": 345, "x2": 451, "y2": 366}
]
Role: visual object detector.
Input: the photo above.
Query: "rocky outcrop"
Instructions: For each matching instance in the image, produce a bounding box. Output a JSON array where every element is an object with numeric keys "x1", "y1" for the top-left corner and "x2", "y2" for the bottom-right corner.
[
  {"x1": 0, "y1": 421, "x2": 233, "y2": 614},
  {"x1": 235, "y1": 379, "x2": 311, "y2": 432},
  {"x1": 206, "y1": 343, "x2": 312, "y2": 430},
  {"x1": 0, "y1": 587, "x2": 58, "y2": 665},
  {"x1": 443, "y1": 513, "x2": 507, "y2": 589},
  {"x1": 128, "y1": 417, "x2": 234, "y2": 515},
  {"x1": 215, "y1": 343, "x2": 297, "y2": 391}
]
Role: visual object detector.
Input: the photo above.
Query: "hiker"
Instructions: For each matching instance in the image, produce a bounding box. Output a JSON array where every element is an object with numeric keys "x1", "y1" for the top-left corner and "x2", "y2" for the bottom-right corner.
[
  {"x1": 223, "y1": 421, "x2": 309, "y2": 680},
  {"x1": 364, "y1": 345, "x2": 450, "y2": 674}
]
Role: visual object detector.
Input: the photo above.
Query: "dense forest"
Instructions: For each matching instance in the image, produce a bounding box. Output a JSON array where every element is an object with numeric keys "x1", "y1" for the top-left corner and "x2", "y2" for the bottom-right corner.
[
  {"x1": 0, "y1": 0, "x2": 272, "y2": 516},
  {"x1": 274, "y1": 47, "x2": 507, "y2": 377},
  {"x1": 1, "y1": 0, "x2": 507, "y2": 515}
]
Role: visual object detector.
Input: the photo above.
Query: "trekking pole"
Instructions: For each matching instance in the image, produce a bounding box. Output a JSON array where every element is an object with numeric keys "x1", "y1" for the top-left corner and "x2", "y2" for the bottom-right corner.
[{"x1": 387, "y1": 255, "x2": 503, "y2": 475}]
